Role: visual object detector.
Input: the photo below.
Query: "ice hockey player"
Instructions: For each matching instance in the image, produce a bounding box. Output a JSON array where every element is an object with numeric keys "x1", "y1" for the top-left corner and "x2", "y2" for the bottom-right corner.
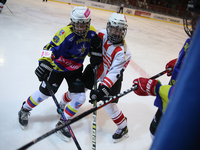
[
  {"x1": 89, "y1": 13, "x2": 131, "y2": 143},
  {"x1": 18, "y1": 6, "x2": 101, "y2": 141},
  {"x1": 60, "y1": 13, "x2": 132, "y2": 143},
  {"x1": 132, "y1": 0, "x2": 200, "y2": 140}
]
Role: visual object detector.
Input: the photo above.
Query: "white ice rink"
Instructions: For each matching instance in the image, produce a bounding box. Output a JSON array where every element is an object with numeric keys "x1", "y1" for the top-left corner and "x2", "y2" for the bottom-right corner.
[{"x1": 0, "y1": 0, "x2": 188, "y2": 150}]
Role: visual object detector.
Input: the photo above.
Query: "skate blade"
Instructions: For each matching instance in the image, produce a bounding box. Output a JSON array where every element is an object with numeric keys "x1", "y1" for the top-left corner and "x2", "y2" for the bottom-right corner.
[
  {"x1": 19, "y1": 122, "x2": 28, "y2": 130},
  {"x1": 18, "y1": 118, "x2": 27, "y2": 130},
  {"x1": 112, "y1": 134, "x2": 129, "y2": 143},
  {"x1": 55, "y1": 130, "x2": 70, "y2": 142},
  {"x1": 19, "y1": 124, "x2": 26, "y2": 130}
]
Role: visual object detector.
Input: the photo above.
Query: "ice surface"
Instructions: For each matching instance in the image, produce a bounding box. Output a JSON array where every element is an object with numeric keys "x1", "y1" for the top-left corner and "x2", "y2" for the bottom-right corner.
[{"x1": 0, "y1": 0, "x2": 188, "y2": 149}]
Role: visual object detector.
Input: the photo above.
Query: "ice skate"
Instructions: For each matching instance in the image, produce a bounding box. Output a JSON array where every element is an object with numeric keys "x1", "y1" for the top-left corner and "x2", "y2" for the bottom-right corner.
[
  {"x1": 55, "y1": 119, "x2": 71, "y2": 142},
  {"x1": 112, "y1": 126, "x2": 129, "y2": 143},
  {"x1": 18, "y1": 102, "x2": 30, "y2": 130}
]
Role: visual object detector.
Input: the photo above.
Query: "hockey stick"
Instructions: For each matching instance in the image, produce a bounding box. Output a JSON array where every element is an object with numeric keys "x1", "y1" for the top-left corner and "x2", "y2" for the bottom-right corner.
[
  {"x1": 92, "y1": 66, "x2": 98, "y2": 150},
  {"x1": 17, "y1": 68, "x2": 171, "y2": 150},
  {"x1": 5, "y1": 4, "x2": 15, "y2": 16},
  {"x1": 45, "y1": 81, "x2": 82, "y2": 150}
]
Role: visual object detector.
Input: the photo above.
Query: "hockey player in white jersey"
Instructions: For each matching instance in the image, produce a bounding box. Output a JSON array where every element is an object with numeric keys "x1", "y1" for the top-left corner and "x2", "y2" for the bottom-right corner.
[
  {"x1": 59, "y1": 13, "x2": 132, "y2": 143},
  {"x1": 89, "y1": 13, "x2": 131, "y2": 143}
]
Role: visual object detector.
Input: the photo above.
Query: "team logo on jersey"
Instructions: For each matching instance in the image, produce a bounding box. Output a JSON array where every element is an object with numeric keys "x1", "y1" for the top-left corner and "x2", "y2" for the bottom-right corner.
[
  {"x1": 53, "y1": 35, "x2": 60, "y2": 43},
  {"x1": 59, "y1": 30, "x2": 65, "y2": 36},
  {"x1": 76, "y1": 38, "x2": 91, "y2": 44},
  {"x1": 77, "y1": 44, "x2": 87, "y2": 55},
  {"x1": 75, "y1": 102, "x2": 82, "y2": 109}
]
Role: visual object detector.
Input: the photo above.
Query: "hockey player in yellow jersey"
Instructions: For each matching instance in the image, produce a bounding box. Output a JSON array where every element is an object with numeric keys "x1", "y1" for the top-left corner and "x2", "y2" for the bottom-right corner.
[{"x1": 18, "y1": 6, "x2": 103, "y2": 141}]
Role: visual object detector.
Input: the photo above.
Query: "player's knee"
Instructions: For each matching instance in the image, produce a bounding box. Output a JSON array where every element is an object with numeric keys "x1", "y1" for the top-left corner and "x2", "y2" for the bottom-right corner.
[{"x1": 34, "y1": 90, "x2": 49, "y2": 100}]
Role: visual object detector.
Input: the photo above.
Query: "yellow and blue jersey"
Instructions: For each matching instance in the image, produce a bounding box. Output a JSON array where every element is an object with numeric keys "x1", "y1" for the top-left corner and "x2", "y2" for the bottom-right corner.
[
  {"x1": 169, "y1": 37, "x2": 191, "y2": 85},
  {"x1": 154, "y1": 84, "x2": 174, "y2": 113},
  {"x1": 154, "y1": 37, "x2": 191, "y2": 114},
  {"x1": 38, "y1": 25, "x2": 96, "y2": 72}
]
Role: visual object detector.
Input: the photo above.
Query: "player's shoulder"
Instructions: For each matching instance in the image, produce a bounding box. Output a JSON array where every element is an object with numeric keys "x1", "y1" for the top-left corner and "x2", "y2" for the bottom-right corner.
[
  {"x1": 183, "y1": 37, "x2": 191, "y2": 44},
  {"x1": 89, "y1": 25, "x2": 96, "y2": 33},
  {"x1": 59, "y1": 25, "x2": 73, "y2": 36},
  {"x1": 114, "y1": 44, "x2": 124, "y2": 53},
  {"x1": 98, "y1": 29, "x2": 106, "y2": 34},
  {"x1": 52, "y1": 25, "x2": 74, "y2": 45},
  {"x1": 98, "y1": 29, "x2": 107, "y2": 40}
]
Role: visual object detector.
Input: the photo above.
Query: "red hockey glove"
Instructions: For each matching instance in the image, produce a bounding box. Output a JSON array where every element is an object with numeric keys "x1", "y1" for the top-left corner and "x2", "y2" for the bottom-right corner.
[
  {"x1": 165, "y1": 58, "x2": 177, "y2": 76},
  {"x1": 133, "y1": 77, "x2": 160, "y2": 96}
]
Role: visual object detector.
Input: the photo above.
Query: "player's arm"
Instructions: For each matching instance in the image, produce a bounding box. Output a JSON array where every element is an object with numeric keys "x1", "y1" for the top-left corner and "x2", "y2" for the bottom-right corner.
[
  {"x1": 38, "y1": 27, "x2": 71, "y2": 63},
  {"x1": 103, "y1": 49, "x2": 131, "y2": 88},
  {"x1": 89, "y1": 34, "x2": 103, "y2": 68},
  {"x1": 35, "y1": 27, "x2": 70, "y2": 81}
]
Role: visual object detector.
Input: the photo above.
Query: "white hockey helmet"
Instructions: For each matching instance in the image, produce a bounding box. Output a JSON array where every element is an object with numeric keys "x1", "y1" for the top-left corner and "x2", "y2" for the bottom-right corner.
[
  {"x1": 70, "y1": 6, "x2": 91, "y2": 36},
  {"x1": 106, "y1": 13, "x2": 128, "y2": 43}
]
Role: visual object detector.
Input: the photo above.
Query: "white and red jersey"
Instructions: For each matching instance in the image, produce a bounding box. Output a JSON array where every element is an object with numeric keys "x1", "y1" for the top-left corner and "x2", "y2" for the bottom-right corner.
[{"x1": 97, "y1": 29, "x2": 132, "y2": 89}]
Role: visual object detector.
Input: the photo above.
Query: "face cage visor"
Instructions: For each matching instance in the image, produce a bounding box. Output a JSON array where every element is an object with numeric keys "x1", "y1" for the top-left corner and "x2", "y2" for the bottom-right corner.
[
  {"x1": 106, "y1": 23, "x2": 127, "y2": 44},
  {"x1": 71, "y1": 19, "x2": 91, "y2": 37},
  {"x1": 183, "y1": 10, "x2": 200, "y2": 37}
]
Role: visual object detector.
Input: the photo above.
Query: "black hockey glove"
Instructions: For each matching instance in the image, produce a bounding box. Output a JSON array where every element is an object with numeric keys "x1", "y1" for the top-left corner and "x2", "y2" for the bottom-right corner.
[
  {"x1": 89, "y1": 84, "x2": 110, "y2": 104},
  {"x1": 35, "y1": 60, "x2": 53, "y2": 81},
  {"x1": 90, "y1": 34, "x2": 103, "y2": 68}
]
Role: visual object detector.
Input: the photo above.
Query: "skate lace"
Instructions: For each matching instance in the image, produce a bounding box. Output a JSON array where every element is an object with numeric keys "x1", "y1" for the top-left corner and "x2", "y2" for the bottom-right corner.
[
  {"x1": 115, "y1": 128, "x2": 123, "y2": 135},
  {"x1": 21, "y1": 110, "x2": 30, "y2": 120}
]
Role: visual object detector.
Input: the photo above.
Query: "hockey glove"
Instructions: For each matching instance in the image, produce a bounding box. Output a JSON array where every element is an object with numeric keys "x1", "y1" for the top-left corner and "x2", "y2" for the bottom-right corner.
[
  {"x1": 165, "y1": 58, "x2": 177, "y2": 76},
  {"x1": 35, "y1": 60, "x2": 53, "y2": 81},
  {"x1": 89, "y1": 84, "x2": 110, "y2": 104},
  {"x1": 90, "y1": 34, "x2": 103, "y2": 68},
  {"x1": 133, "y1": 77, "x2": 161, "y2": 96}
]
